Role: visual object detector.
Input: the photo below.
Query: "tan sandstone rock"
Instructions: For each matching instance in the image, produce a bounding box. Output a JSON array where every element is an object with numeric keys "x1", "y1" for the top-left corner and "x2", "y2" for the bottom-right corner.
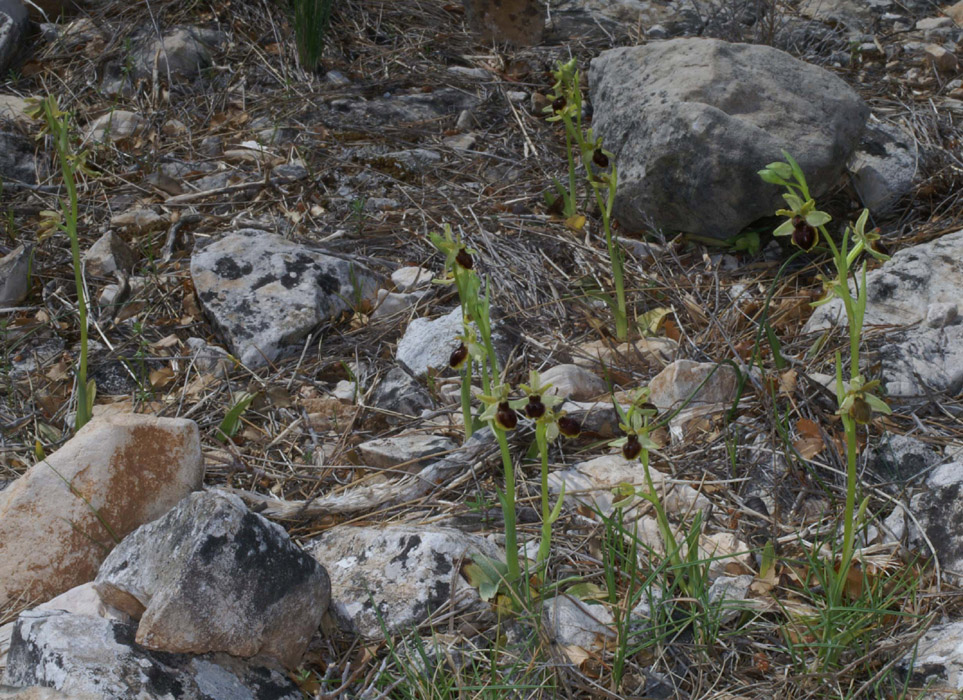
[{"x1": 0, "y1": 413, "x2": 203, "y2": 608}]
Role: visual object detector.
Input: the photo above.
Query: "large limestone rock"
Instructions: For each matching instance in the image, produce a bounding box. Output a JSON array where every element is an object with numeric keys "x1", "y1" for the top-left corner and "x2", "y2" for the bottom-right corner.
[
  {"x1": 190, "y1": 229, "x2": 381, "y2": 367},
  {"x1": 0, "y1": 414, "x2": 203, "y2": 608},
  {"x1": 95, "y1": 491, "x2": 329, "y2": 669},
  {"x1": 1, "y1": 610, "x2": 300, "y2": 699},
  {"x1": 306, "y1": 524, "x2": 502, "y2": 638},
  {"x1": 589, "y1": 38, "x2": 868, "y2": 238},
  {"x1": 805, "y1": 229, "x2": 963, "y2": 397}
]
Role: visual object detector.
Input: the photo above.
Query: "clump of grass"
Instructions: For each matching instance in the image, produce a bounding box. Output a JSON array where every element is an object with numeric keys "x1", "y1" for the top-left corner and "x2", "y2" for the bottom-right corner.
[{"x1": 291, "y1": 0, "x2": 334, "y2": 72}]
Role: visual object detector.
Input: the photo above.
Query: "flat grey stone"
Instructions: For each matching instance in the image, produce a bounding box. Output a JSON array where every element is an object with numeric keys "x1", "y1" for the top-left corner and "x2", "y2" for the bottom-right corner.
[
  {"x1": 1, "y1": 610, "x2": 300, "y2": 700},
  {"x1": 190, "y1": 229, "x2": 381, "y2": 367},
  {"x1": 306, "y1": 524, "x2": 501, "y2": 638}
]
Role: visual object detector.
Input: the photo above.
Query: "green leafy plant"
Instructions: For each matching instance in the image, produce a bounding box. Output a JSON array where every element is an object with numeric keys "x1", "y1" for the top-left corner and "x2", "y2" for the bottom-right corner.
[
  {"x1": 759, "y1": 152, "x2": 893, "y2": 665},
  {"x1": 291, "y1": 0, "x2": 334, "y2": 72},
  {"x1": 545, "y1": 58, "x2": 628, "y2": 340},
  {"x1": 32, "y1": 96, "x2": 96, "y2": 431},
  {"x1": 215, "y1": 391, "x2": 257, "y2": 443}
]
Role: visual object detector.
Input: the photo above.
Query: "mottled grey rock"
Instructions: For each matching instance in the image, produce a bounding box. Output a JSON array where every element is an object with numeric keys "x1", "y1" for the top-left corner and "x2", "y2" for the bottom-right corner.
[
  {"x1": 542, "y1": 595, "x2": 615, "y2": 648},
  {"x1": 370, "y1": 367, "x2": 433, "y2": 423},
  {"x1": 849, "y1": 121, "x2": 918, "y2": 215},
  {"x1": 589, "y1": 39, "x2": 868, "y2": 238},
  {"x1": 0, "y1": 245, "x2": 31, "y2": 307},
  {"x1": 884, "y1": 462, "x2": 963, "y2": 581},
  {"x1": 0, "y1": 413, "x2": 203, "y2": 609},
  {"x1": 396, "y1": 306, "x2": 511, "y2": 378},
  {"x1": 0, "y1": 0, "x2": 27, "y2": 76},
  {"x1": 95, "y1": 490, "x2": 329, "y2": 669},
  {"x1": 357, "y1": 433, "x2": 457, "y2": 470},
  {"x1": 896, "y1": 619, "x2": 963, "y2": 693},
  {"x1": 84, "y1": 231, "x2": 136, "y2": 278},
  {"x1": 870, "y1": 433, "x2": 939, "y2": 483},
  {"x1": 1, "y1": 610, "x2": 300, "y2": 700},
  {"x1": 190, "y1": 229, "x2": 381, "y2": 367},
  {"x1": 806, "y1": 229, "x2": 963, "y2": 397},
  {"x1": 0, "y1": 133, "x2": 40, "y2": 184},
  {"x1": 306, "y1": 524, "x2": 501, "y2": 638}
]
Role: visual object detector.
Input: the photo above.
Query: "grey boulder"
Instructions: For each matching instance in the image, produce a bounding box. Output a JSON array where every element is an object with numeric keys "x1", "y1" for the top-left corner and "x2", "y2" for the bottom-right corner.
[
  {"x1": 2, "y1": 610, "x2": 300, "y2": 700},
  {"x1": 848, "y1": 121, "x2": 918, "y2": 216},
  {"x1": 190, "y1": 229, "x2": 381, "y2": 367},
  {"x1": 95, "y1": 490, "x2": 330, "y2": 669},
  {"x1": 589, "y1": 38, "x2": 868, "y2": 238}
]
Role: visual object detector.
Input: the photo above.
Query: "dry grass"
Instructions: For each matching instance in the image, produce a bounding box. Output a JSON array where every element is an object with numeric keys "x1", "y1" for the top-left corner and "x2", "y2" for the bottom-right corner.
[{"x1": 2, "y1": 0, "x2": 962, "y2": 697}]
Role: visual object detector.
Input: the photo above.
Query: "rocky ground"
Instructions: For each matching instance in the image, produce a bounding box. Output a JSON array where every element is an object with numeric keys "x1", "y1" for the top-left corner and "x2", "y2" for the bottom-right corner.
[{"x1": 1, "y1": 0, "x2": 963, "y2": 697}]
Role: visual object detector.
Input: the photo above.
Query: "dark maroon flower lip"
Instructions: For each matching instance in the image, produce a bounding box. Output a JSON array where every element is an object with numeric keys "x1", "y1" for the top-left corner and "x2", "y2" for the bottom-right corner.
[
  {"x1": 449, "y1": 343, "x2": 468, "y2": 370},
  {"x1": 525, "y1": 395, "x2": 546, "y2": 419},
  {"x1": 496, "y1": 402, "x2": 518, "y2": 430},
  {"x1": 552, "y1": 95, "x2": 567, "y2": 112},
  {"x1": 622, "y1": 434, "x2": 642, "y2": 460},
  {"x1": 455, "y1": 248, "x2": 474, "y2": 270},
  {"x1": 557, "y1": 415, "x2": 581, "y2": 437},
  {"x1": 850, "y1": 397, "x2": 872, "y2": 424},
  {"x1": 791, "y1": 216, "x2": 817, "y2": 251},
  {"x1": 592, "y1": 149, "x2": 609, "y2": 168}
]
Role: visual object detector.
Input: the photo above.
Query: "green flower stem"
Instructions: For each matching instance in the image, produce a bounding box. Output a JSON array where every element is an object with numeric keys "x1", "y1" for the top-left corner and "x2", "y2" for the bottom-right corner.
[
  {"x1": 593, "y1": 174, "x2": 627, "y2": 340},
  {"x1": 535, "y1": 421, "x2": 552, "y2": 566},
  {"x1": 461, "y1": 359, "x2": 474, "y2": 439},
  {"x1": 494, "y1": 427, "x2": 520, "y2": 582},
  {"x1": 563, "y1": 126, "x2": 578, "y2": 218},
  {"x1": 44, "y1": 100, "x2": 90, "y2": 431}
]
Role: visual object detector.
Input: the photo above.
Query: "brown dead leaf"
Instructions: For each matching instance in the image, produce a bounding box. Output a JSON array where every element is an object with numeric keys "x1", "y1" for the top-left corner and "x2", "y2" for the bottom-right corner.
[
  {"x1": 778, "y1": 368, "x2": 797, "y2": 395},
  {"x1": 149, "y1": 366, "x2": 175, "y2": 389}
]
